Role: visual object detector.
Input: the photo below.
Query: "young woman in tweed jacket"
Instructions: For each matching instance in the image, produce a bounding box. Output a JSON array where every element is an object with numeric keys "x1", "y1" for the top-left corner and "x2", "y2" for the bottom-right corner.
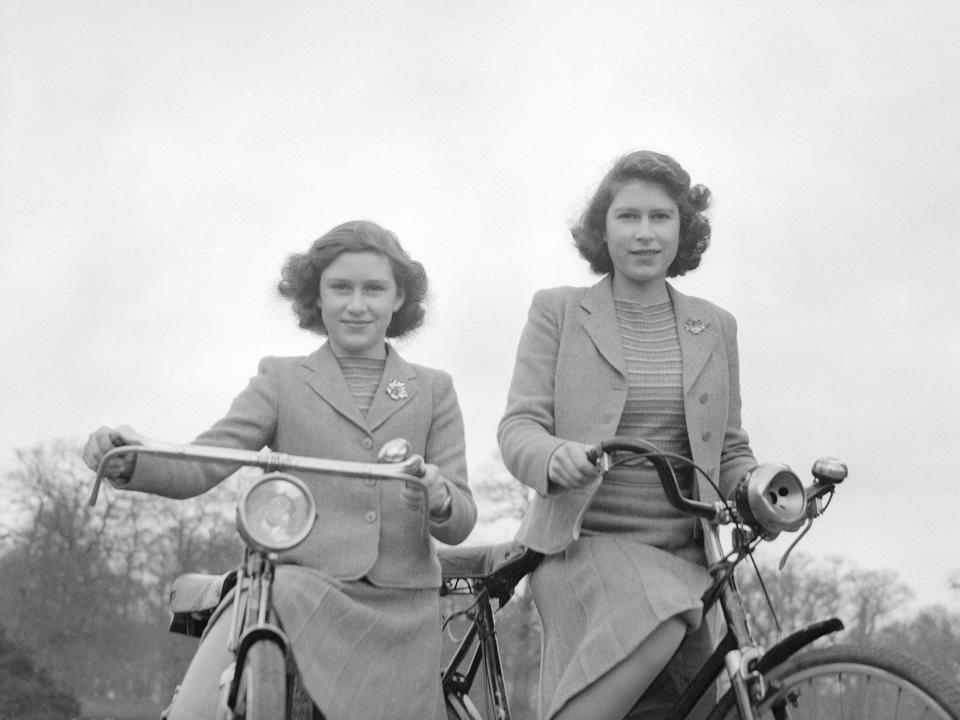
[
  {"x1": 499, "y1": 151, "x2": 758, "y2": 720},
  {"x1": 84, "y1": 220, "x2": 477, "y2": 720}
]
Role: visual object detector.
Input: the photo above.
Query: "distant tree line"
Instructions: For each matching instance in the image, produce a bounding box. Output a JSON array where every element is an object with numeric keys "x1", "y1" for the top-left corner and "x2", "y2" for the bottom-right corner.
[
  {"x1": 0, "y1": 442, "x2": 958, "y2": 719},
  {"x1": 0, "y1": 441, "x2": 243, "y2": 719},
  {"x1": 736, "y1": 553, "x2": 960, "y2": 683}
]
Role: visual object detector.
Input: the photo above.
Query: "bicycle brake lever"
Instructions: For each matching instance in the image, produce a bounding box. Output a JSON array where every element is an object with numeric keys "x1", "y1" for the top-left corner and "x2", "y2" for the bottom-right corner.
[
  {"x1": 585, "y1": 445, "x2": 609, "y2": 473},
  {"x1": 778, "y1": 518, "x2": 814, "y2": 570}
]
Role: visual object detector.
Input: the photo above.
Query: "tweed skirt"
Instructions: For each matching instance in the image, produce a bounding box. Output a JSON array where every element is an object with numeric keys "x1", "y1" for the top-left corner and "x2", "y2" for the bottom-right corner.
[
  {"x1": 273, "y1": 565, "x2": 445, "y2": 720},
  {"x1": 163, "y1": 566, "x2": 444, "y2": 720},
  {"x1": 529, "y1": 535, "x2": 713, "y2": 720}
]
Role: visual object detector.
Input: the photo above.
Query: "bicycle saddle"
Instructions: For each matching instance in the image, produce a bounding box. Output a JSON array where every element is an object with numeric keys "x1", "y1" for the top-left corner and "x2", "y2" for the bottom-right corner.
[
  {"x1": 168, "y1": 572, "x2": 237, "y2": 637},
  {"x1": 437, "y1": 540, "x2": 543, "y2": 604}
]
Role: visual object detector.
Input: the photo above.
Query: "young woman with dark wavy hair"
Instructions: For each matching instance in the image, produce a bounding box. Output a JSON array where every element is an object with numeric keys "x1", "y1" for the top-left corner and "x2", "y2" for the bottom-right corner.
[
  {"x1": 84, "y1": 220, "x2": 477, "y2": 720},
  {"x1": 499, "y1": 151, "x2": 759, "y2": 720}
]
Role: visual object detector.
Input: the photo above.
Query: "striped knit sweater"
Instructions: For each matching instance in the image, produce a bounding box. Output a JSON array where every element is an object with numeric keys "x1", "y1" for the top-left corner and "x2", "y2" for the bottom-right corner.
[
  {"x1": 335, "y1": 356, "x2": 386, "y2": 417},
  {"x1": 580, "y1": 299, "x2": 698, "y2": 552}
]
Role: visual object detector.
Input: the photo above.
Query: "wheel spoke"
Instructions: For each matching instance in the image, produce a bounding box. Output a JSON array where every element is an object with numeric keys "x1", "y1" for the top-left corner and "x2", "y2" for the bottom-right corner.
[
  {"x1": 760, "y1": 658, "x2": 958, "y2": 720},
  {"x1": 809, "y1": 675, "x2": 819, "y2": 719},
  {"x1": 710, "y1": 646, "x2": 960, "y2": 720}
]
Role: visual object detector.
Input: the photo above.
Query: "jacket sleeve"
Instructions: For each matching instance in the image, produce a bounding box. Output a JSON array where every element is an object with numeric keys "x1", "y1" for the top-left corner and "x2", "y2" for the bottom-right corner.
[
  {"x1": 122, "y1": 358, "x2": 280, "y2": 498},
  {"x1": 716, "y1": 310, "x2": 758, "y2": 498},
  {"x1": 424, "y1": 370, "x2": 477, "y2": 545},
  {"x1": 497, "y1": 290, "x2": 568, "y2": 496}
]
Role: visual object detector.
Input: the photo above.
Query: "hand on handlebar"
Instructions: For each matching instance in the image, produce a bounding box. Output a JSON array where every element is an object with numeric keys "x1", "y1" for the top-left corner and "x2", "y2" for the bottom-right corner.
[
  {"x1": 400, "y1": 462, "x2": 452, "y2": 518},
  {"x1": 82, "y1": 425, "x2": 142, "y2": 481},
  {"x1": 548, "y1": 442, "x2": 599, "y2": 489}
]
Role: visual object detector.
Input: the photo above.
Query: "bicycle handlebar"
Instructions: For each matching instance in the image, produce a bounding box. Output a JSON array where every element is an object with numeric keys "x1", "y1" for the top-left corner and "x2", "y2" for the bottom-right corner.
[
  {"x1": 89, "y1": 441, "x2": 429, "y2": 506},
  {"x1": 587, "y1": 437, "x2": 720, "y2": 521},
  {"x1": 588, "y1": 437, "x2": 847, "y2": 540}
]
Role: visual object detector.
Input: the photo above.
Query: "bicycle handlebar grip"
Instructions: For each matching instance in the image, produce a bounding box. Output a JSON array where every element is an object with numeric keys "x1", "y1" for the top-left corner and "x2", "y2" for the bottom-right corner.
[{"x1": 89, "y1": 445, "x2": 132, "y2": 506}]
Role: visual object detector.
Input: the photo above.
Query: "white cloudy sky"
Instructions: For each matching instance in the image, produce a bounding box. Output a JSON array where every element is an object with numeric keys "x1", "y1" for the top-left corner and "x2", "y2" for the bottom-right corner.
[{"x1": 2, "y1": 1, "x2": 959, "y2": 609}]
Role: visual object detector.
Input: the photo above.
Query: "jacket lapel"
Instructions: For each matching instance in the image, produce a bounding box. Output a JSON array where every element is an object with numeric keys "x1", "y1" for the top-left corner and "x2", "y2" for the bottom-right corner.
[
  {"x1": 669, "y1": 284, "x2": 721, "y2": 396},
  {"x1": 302, "y1": 344, "x2": 369, "y2": 431},
  {"x1": 364, "y1": 346, "x2": 419, "y2": 433},
  {"x1": 580, "y1": 277, "x2": 626, "y2": 377}
]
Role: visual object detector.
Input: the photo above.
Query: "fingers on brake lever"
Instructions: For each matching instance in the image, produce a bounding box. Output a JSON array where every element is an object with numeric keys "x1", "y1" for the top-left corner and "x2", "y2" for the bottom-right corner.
[{"x1": 586, "y1": 445, "x2": 601, "y2": 464}]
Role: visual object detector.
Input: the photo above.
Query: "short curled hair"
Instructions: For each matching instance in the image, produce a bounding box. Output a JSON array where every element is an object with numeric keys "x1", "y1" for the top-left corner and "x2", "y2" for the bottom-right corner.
[
  {"x1": 277, "y1": 220, "x2": 428, "y2": 338},
  {"x1": 572, "y1": 150, "x2": 712, "y2": 277}
]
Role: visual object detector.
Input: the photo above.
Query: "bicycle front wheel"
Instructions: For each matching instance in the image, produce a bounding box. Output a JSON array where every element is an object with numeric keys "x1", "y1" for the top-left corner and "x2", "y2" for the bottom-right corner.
[
  {"x1": 234, "y1": 640, "x2": 288, "y2": 720},
  {"x1": 707, "y1": 644, "x2": 960, "y2": 720}
]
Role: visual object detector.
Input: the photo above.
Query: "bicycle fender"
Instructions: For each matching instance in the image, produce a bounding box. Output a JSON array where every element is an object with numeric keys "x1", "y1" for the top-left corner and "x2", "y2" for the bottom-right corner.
[
  {"x1": 227, "y1": 624, "x2": 289, "y2": 708},
  {"x1": 755, "y1": 618, "x2": 844, "y2": 674}
]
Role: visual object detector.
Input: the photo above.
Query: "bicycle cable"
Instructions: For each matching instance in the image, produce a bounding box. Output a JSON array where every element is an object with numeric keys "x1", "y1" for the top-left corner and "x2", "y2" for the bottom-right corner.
[
  {"x1": 442, "y1": 596, "x2": 481, "y2": 644},
  {"x1": 746, "y1": 543, "x2": 783, "y2": 635},
  {"x1": 607, "y1": 445, "x2": 736, "y2": 519},
  {"x1": 608, "y1": 443, "x2": 786, "y2": 637}
]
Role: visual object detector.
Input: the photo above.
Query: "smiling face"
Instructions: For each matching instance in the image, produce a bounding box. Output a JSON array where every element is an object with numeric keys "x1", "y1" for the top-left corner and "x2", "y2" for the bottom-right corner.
[
  {"x1": 317, "y1": 251, "x2": 404, "y2": 358},
  {"x1": 604, "y1": 179, "x2": 680, "y2": 299}
]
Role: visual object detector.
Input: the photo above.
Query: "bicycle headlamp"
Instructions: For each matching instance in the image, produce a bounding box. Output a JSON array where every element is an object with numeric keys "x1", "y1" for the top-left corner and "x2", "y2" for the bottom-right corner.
[
  {"x1": 237, "y1": 472, "x2": 316, "y2": 553},
  {"x1": 730, "y1": 463, "x2": 806, "y2": 539}
]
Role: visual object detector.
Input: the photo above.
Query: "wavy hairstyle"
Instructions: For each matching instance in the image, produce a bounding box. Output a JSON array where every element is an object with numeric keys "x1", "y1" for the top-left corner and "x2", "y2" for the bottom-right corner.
[
  {"x1": 572, "y1": 150, "x2": 712, "y2": 277},
  {"x1": 277, "y1": 220, "x2": 428, "y2": 338}
]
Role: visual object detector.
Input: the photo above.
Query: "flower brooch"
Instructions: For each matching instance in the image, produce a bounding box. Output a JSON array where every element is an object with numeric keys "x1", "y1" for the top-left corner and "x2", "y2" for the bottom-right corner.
[
  {"x1": 684, "y1": 318, "x2": 707, "y2": 335},
  {"x1": 385, "y1": 379, "x2": 409, "y2": 401}
]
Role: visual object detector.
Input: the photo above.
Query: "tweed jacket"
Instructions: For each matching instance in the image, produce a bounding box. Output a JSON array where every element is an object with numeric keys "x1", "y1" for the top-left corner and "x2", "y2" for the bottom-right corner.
[
  {"x1": 123, "y1": 343, "x2": 477, "y2": 589},
  {"x1": 498, "y1": 277, "x2": 757, "y2": 555}
]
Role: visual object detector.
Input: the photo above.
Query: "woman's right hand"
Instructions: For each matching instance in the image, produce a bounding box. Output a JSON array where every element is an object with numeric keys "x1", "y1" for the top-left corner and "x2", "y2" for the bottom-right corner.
[
  {"x1": 82, "y1": 425, "x2": 141, "y2": 482},
  {"x1": 547, "y1": 441, "x2": 599, "y2": 489}
]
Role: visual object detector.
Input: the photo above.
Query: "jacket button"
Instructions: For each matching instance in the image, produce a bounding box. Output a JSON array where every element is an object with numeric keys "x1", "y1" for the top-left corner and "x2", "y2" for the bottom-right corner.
[
  {"x1": 364, "y1": 511, "x2": 377, "y2": 523},
  {"x1": 699, "y1": 393, "x2": 709, "y2": 404},
  {"x1": 361, "y1": 438, "x2": 373, "y2": 450},
  {"x1": 701, "y1": 430, "x2": 712, "y2": 442}
]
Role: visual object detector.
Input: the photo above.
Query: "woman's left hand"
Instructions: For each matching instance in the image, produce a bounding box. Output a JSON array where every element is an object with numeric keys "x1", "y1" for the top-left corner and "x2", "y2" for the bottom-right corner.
[{"x1": 401, "y1": 463, "x2": 452, "y2": 519}]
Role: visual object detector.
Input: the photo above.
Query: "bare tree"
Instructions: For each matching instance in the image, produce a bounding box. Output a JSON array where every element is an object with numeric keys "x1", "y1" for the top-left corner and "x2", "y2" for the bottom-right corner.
[
  {"x1": 471, "y1": 450, "x2": 530, "y2": 524},
  {"x1": 736, "y1": 553, "x2": 914, "y2": 649},
  {"x1": 877, "y1": 605, "x2": 960, "y2": 683},
  {"x1": 0, "y1": 440, "x2": 242, "y2": 710}
]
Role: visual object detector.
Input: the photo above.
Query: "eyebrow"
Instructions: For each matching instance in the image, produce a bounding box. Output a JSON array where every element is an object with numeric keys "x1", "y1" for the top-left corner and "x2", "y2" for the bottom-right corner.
[
  {"x1": 322, "y1": 276, "x2": 391, "y2": 285},
  {"x1": 611, "y1": 204, "x2": 676, "y2": 213}
]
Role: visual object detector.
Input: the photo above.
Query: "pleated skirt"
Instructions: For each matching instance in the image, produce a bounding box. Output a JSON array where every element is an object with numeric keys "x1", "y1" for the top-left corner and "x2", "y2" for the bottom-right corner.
[
  {"x1": 163, "y1": 566, "x2": 444, "y2": 720},
  {"x1": 273, "y1": 565, "x2": 446, "y2": 720},
  {"x1": 529, "y1": 535, "x2": 713, "y2": 720}
]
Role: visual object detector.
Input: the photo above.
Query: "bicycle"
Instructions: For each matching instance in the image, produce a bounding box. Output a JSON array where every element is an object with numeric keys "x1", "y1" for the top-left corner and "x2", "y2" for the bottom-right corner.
[
  {"x1": 89, "y1": 438, "x2": 430, "y2": 720},
  {"x1": 438, "y1": 436, "x2": 960, "y2": 720}
]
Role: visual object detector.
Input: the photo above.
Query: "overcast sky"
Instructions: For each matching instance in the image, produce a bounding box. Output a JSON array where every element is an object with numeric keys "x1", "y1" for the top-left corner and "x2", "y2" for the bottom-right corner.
[{"x1": 2, "y1": 0, "x2": 959, "y2": 609}]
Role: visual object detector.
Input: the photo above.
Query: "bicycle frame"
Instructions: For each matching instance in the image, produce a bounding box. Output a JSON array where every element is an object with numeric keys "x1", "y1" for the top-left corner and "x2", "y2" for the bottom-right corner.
[
  {"x1": 440, "y1": 439, "x2": 848, "y2": 720},
  {"x1": 439, "y1": 519, "x2": 844, "y2": 720},
  {"x1": 655, "y1": 517, "x2": 843, "y2": 720},
  {"x1": 442, "y1": 583, "x2": 511, "y2": 717},
  {"x1": 591, "y1": 438, "x2": 846, "y2": 719},
  {"x1": 440, "y1": 541, "x2": 543, "y2": 720}
]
